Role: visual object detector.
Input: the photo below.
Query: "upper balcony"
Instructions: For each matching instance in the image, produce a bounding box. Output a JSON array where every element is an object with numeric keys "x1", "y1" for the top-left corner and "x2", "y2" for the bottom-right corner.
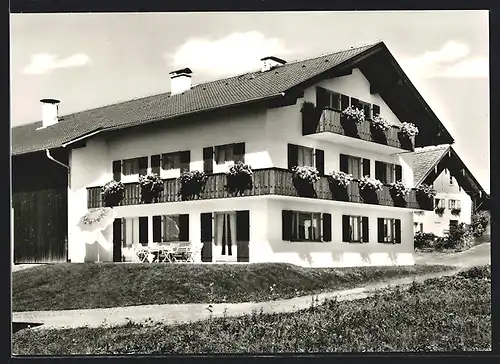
[
  {"x1": 87, "y1": 168, "x2": 432, "y2": 210},
  {"x1": 302, "y1": 106, "x2": 415, "y2": 153}
]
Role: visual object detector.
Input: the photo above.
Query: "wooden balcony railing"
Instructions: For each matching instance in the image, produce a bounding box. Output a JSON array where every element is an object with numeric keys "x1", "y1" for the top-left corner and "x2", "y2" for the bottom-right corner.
[
  {"x1": 87, "y1": 168, "x2": 432, "y2": 210},
  {"x1": 302, "y1": 108, "x2": 415, "y2": 151}
]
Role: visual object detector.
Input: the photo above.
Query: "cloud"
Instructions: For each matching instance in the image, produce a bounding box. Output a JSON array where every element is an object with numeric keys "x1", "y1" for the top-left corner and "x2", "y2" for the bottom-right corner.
[
  {"x1": 23, "y1": 53, "x2": 90, "y2": 75},
  {"x1": 400, "y1": 41, "x2": 487, "y2": 79},
  {"x1": 166, "y1": 31, "x2": 292, "y2": 76}
]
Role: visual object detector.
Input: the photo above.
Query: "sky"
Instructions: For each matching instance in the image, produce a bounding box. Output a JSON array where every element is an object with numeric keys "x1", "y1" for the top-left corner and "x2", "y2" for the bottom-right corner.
[{"x1": 10, "y1": 11, "x2": 490, "y2": 192}]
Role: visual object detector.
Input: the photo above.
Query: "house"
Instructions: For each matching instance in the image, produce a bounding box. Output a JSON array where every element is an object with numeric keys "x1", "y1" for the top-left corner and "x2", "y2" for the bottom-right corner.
[
  {"x1": 412, "y1": 144, "x2": 490, "y2": 237},
  {"x1": 11, "y1": 41, "x2": 454, "y2": 267}
]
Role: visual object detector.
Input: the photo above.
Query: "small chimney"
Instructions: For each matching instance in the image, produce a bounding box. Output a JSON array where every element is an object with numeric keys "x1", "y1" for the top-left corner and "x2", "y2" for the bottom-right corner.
[
  {"x1": 169, "y1": 68, "x2": 193, "y2": 95},
  {"x1": 260, "y1": 56, "x2": 287, "y2": 72},
  {"x1": 40, "y1": 99, "x2": 60, "y2": 128}
]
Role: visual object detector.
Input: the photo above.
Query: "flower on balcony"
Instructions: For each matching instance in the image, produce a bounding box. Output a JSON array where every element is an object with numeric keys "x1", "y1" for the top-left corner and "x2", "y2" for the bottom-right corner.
[
  {"x1": 414, "y1": 183, "x2": 437, "y2": 198},
  {"x1": 435, "y1": 206, "x2": 445, "y2": 215},
  {"x1": 101, "y1": 180, "x2": 125, "y2": 207},
  {"x1": 327, "y1": 171, "x2": 353, "y2": 188},
  {"x1": 389, "y1": 180, "x2": 410, "y2": 197},
  {"x1": 370, "y1": 115, "x2": 391, "y2": 131},
  {"x1": 292, "y1": 165, "x2": 320, "y2": 185},
  {"x1": 358, "y1": 175, "x2": 383, "y2": 192},
  {"x1": 400, "y1": 122, "x2": 419, "y2": 137},
  {"x1": 139, "y1": 173, "x2": 164, "y2": 203},
  {"x1": 177, "y1": 170, "x2": 208, "y2": 200},
  {"x1": 225, "y1": 162, "x2": 253, "y2": 195},
  {"x1": 341, "y1": 106, "x2": 365, "y2": 123},
  {"x1": 451, "y1": 207, "x2": 462, "y2": 216}
]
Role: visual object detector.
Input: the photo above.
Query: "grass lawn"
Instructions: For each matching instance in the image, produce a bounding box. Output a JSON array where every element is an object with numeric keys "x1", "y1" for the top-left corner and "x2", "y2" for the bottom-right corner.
[
  {"x1": 13, "y1": 263, "x2": 455, "y2": 311},
  {"x1": 12, "y1": 265, "x2": 491, "y2": 354}
]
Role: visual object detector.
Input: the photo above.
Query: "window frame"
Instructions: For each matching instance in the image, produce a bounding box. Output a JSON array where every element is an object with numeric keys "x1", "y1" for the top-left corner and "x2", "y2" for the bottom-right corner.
[
  {"x1": 347, "y1": 155, "x2": 363, "y2": 179},
  {"x1": 348, "y1": 215, "x2": 363, "y2": 243},
  {"x1": 161, "y1": 152, "x2": 183, "y2": 171},
  {"x1": 122, "y1": 158, "x2": 140, "y2": 176},
  {"x1": 161, "y1": 214, "x2": 181, "y2": 242},
  {"x1": 297, "y1": 145, "x2": 315, "y2": 168},
  {"x1": 290, "y1": 210, "x2": 322, "y2": 243},
  {"x1": 382, "y1": 218, "x2": 396, "y2": 243}
]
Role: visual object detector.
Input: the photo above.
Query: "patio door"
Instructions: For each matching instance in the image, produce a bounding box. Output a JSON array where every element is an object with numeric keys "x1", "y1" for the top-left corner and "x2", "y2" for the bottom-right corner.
[{"x1": 213, "y1": 212, "x2": 237, "y2": 262}]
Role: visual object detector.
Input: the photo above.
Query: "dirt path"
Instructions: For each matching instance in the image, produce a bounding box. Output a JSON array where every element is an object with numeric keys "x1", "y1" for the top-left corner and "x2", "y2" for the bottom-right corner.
[
  {"x1": 414, "y1": 243, "x2": 490, "y2": 268},
  {"x1": 12, "y1": 268, "x2": 463, "y2": 331}
]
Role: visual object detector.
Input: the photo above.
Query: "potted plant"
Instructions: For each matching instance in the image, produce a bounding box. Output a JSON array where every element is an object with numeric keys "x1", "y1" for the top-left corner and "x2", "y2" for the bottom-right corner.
[
  {"x1": 358, "y1": 175, "x2": 383, "y2": 204},
  {"x1": 435, "y1": 206, "x2": 445, "y2": 215},
  {"x1": 451, "y1": 207, "x2": 461, "y2": 216},
  {"x1": 178, "y1": 170, "x2": 208, "y2": 201},
  {"x1": 225, "y1": 162, "x2": 253, "y2": 196},
  {"x1": 414, "y1": 183, "x2": 437, "y2": 210},
  {"x1": 139, "y1": 173, "x2": 164, "y2": 203},
  {"x1": 327, "y1": 171, "x2": 353, "y2": 201},
  {"x1": 389, "y1": 180, "x2": 410, "y2": 197},
  {"x1": 370, "y1": 115, "x2": 391, "y2": 132},
  {"x1": 341, "y1": 106, "x2": 365, "y2": 124},
  {"x1": 101, "y1": 180, "x2": 125, "y2": 207},
  {"x1": 292, "y1": 165, "x2": 320, "y2": 197},
  {"x1": 400, "y1": 122, "x2": 419, "y2": 137}
]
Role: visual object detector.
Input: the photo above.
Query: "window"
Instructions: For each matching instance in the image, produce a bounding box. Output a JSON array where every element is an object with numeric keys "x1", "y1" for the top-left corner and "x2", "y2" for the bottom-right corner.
[
  {"x1": 375, "y1": 161, "x2": 400, "y2": 184},
  {"x1": 419, "y1": 223, "x2": 423, "y2": 233},
  {"x1": 448, "y1": 199, "x2": 461, "y2": 209},
  {"x1": 162, "y1": 153, "x2": 181, "y2": 171},
  {"x1": 347, "y1": 156, "x2": 362, "y2": 179},
  {"x1": 152, "y1": 214, "x2": 189, "y2": 242},
  {"x1": 449, "y1": 174, "x2": 453, "y2": 185},
  {"x1": 214, "y1": 143, "x2": 245, "y2": 165},
  {"x1": 282, "y1": 210, "x2": 331, "y2": 242},
  {"x1": 297, "y1": 146, "x2": 314, "y2": 167},
  {"x1": 377, "y1": 218, "x2": 401, "y2": 244},
  {"x1": 357, "y1": 100, "x2": 372, "y2": 119},
  {"x1": 434, "y1": 198, "x2": 445, "y2": 208},
  {"x1": 122, "y1": 216, "x2": 148, "y2": 247},
  {"x1": 122, "y1": 158, "x2": 139, "y2": 176},
  {"x1": 288, "y1": 144, "x2": 325, "y2": 174},
  {"x1": 316, "y1": 87, "x2": 346, "y2": 110},
  {"x1": 162, "y1": 215, "x2": 181, "y2": 242},
  {"x1": 342, "y1": 215, "x2": 369, "y2": 243}
]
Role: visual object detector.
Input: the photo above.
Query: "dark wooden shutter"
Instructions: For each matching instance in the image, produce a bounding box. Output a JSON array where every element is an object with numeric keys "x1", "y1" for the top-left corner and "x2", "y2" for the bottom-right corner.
[
  {"x1": 152, "y1": 215, "x2": 162, "y2": 242},
  {"x1": 315, "y1": 149, "x2": 325, "y2": 175},
  {"x1": 203, "y1": 147, "x2": 214, "y2": 174},
  {"x1": 138, "y1": 157, "x2": 148, "y2": 176},
  {"x1": 287, "y1": 144, "x2": 299, "y2": 170},
  {"x1": 377, "y1": 218, "x2": 385, "y2": 243},
  {"x1": 151, "y1": 155, "x2": 161, "y2": 175},
  {"x1": 342, "y1": 215, "x2": 350, "y2": 242},
  {"x1": 322, "y1": 213, "x2": 332, "y2": 242},
  {"x1": 179, "y1": 214, "x2": 189, "y2": 241},
  {"x1": 395, "y1": 219, "x2": 402, "y2": 244},
  {"x1": 362, "y1": 216, "x2": 369, "y2": 243},
  {"x1": 372, "y1": 104, "x2": 380, "y2": 117},
  {"x1": 282, "y1": 210, "x2": 293, "y2": 241},
  {"x1": 362, "y1": 158, "x2": 370, "y2": 177},
  {"x1": 375, "y1": 161, "x2": 386, "y2": 183},
  {"x1": 180, "y1": 151, "x2": 191, "y2": 172},
  {"x1": 112, "y1": 218, "x2": 122, "y2": 262},
  {"x1": 340, "y1": 154, "x2": 349, "y2": 173},
  {"x1": 139, "y1": 217, "x2": 148, "y2": 245},
  {"x1": 341, "y1": 94, "x2": 350, "y2": 110},
  {"x1": 351, "y1": 97, "x2": 359, "y2": 109},
  {"x1": 200, "y1": 213, "x2": 212, "y2": 262},
  {"x1": 395, "y1": 165, "x2": 402, "y2": 182},
  {"x1": 112, "y1": 160, "x2": 122, "y2": 182},
  {"x1": 236, "y1": 210, "x2": 250, "y2": 262},
  {"x1": 233, "y1": 143, "x2": 245, "y2": 163},
  {"x1": 316, "y1": 86, "x2": 329, "y2": 109}
]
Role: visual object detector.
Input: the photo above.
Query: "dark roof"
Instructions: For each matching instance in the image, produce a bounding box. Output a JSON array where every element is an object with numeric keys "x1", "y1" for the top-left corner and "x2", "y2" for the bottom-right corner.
[
  {"x1": 413, "y1": 144, "x2": 451, "y2": 185},
  {"x1": 12, "y1": 41, "x2": 453, "y2": 156}
]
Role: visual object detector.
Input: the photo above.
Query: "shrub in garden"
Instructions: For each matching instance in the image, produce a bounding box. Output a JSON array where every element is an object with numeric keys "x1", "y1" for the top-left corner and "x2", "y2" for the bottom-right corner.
[
  {"x1": 470, "y1": 211, "x2": 490, "y2": 237},
  {"x1": 414, "y1": 232, "x2": 437, "y2": 250}
]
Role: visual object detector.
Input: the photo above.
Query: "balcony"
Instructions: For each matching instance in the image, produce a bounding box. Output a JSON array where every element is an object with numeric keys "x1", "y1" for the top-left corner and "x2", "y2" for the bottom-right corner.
[
  {"x1": 302, "y1": 107, "x2": 415, "y2": 152},
  {"x1": 87, "y1": 168, "x2": 432, "y2": 210}
]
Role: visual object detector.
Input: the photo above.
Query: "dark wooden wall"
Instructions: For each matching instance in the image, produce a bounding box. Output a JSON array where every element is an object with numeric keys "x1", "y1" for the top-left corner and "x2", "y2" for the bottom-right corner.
[{"x1": 12, "y1": 149, "x2": 69, "y2": 263}]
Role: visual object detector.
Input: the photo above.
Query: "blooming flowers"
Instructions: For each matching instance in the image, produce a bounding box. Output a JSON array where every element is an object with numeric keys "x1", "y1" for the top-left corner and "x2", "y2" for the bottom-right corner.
[
  {"x1": 139, "y1": 173, "x2": 164, "y2": 203},
  {"x1": 226, "y1": 162, "x2": 254, "y2": 194},
  {"x1": 328, "y1": 171, "x2": 353, "y2": 188},
  {"x1": 389, "y1": 180, "x2": 410, "y2": 197},
  {"x1": 414, "y1": 183, "x2": 437, "y2": 198},
  {"x1": 342, "y1": 106, "x2": 365, "y2": 123},
  {"x1": 178, "y1": 170, "x2": 208, "y2": 200},
  {"x1": 292, "y1": 165, "x2": 320, "y2": 184},
  {"x1": 370, "y1": 115, "x2": 391, "y2": 131},
  {"x1": 358, "y1": 176, "x2": 383, "y2": 191},
  {"x1": 101, "y1": 180, "x2": 125, "y2": 207},
  {"x1": 400, "y1": 122, "x2": 419, "y2": 137}
]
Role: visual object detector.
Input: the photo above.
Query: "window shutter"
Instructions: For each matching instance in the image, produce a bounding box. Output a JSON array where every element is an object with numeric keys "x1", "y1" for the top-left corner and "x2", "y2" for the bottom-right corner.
[
  {"x1": 395, "y1": 165, "x2": 402, "y2": 182},
  {"x1": 138, "y1": 157, "x2": 148, "y2": 176},
  {"x1": 362, "y1": 158, "x2": 370, "y2": 177},
  {"x1": 200, "y1": 213, "x2": 212, "y2": 262},
  {"x1": 179, "y1": 214, "x2": 189, "y2": 241},
  {"x1": 316, "y1": 86, "x2": 329, "y2": 109},
  {"x1": 236, "y1": 210, "x2": 250, "y2": 262},
  {"x1": 395, "y1": 219, "x2": 402, "y2": 244},
  {"x1": 139, "y1": 217, "x2": 148, "y2": 245},
  {"x1": 341, "y1": 94, "x2": 350, "y2": 110},
  {"x1": 322, "y1": 213, "x2": 332, "y2": 242},
  {"x1": 361, "y1": 217, "x2": 369, "y2": 243},
  {"x1": 112, "y1": 218, "x2": 122, "y2": 262},
  {"x1": 342, "y1": 215, "x2": 350, "y2": 242},
  {"x1": 315, "y1": 149, "x2": 325, "y2": 175},
  {"x1": 287, "y1": 144, "x2": 299, "y2": 170},
  {"x1": 351, "y1": 97, "x2": 359, "y2": 109},
  {"x1": 375, "y1": 161, "x2": 385, "y2": 182},
  {"x1": 372, "y1": 104, "x2": 380, "y2": 117},
  {"x1": 152, "y1": 216, "x2": 162, "y2": 242},
  {"x1": 203, "y1": 147, "x2": 214, "y2": 174},
  {"x1": 151, "y1": 155, "x2": 161, "y2": 175},
  {"x1": 233, "y1": 143, "x2": 245, "y2": 163},
  {"x1": 180, "y1": 151, "x2": 191, "y2": 172},
  {"x1": 377, "y1": 218, "x2": 385, "y2": 243},
  {"x1": 339, "y1": 154, "x2": 349, "y2": 173},
  {"x1": 112, "y1": 160, "x2": 122, "y2": 182},
  {"x1": 282, "y1": 210, "x2": 293, "y2": 241}
]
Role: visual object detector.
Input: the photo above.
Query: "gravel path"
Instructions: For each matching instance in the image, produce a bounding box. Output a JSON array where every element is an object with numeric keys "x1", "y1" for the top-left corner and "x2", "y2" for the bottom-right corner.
[
  {"x1": 414, "y1": 242, "x2": 490, "y2": 268},
  {"x1": 13, "y1": 268, "x2": 463, "y2": 331}
]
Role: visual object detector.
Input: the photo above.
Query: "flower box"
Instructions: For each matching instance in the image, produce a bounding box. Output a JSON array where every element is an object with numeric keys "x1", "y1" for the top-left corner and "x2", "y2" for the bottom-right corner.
[
  {"x1": 451, "y1": 208, "x2": 461, "y2": 216},
  {"x1": 341, "y1": 106, "x2": 365, "y2": 124},
  {"x1": 139, "y1": 173, "x2": 164, "y2": 203},
  {"x1": 101, "y1": 180, "x2": 125, "y2": 207},
  {"x1": 400, "y1": 122, "x2": 419, "y2": 137},
  {"x1": 225, "y1": 162, "x2": 254, "y2": 196},
  {"x1": 178, "y1": 170, "x2": 208, "y2": 200},
  {"x1": 389, "y1": 180, "x2": 410, "y2": 198},
  {"x1": 358, "y1": 176, "x2": 383, "y2": 192},
  {"x1": 370, "y1": 115, "x2": 391, "y2": 132},
  {"x1": 435, "y1": 206, "x2": 445, "y2": 215}
]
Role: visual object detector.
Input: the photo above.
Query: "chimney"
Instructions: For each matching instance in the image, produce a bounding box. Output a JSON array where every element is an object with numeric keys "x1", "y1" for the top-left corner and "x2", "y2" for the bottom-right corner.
[
  {"x1": 40, "y1": 99, "x2": 60, "y2": 128},
  {"x1": 169, "y1": 68, "x2": 193, "y2": 95},
  {"x1": 260, "y1": 56, "x2": 287, "y2": 72}
]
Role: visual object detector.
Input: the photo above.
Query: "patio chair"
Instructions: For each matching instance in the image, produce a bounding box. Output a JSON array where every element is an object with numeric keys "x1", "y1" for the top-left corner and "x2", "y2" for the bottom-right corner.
[
  {"x1": 171, "y1": 242, "x2": 191, "y2": 262},
  {"x1": 185, "y1": 242, "x2": 203, "y2": 262},
  {"x1": 158, "y1": 243, "x2": 174, "y2": 263},
  {"x1": 135, "y1": 247, "x2": 149, "y2": 263}
]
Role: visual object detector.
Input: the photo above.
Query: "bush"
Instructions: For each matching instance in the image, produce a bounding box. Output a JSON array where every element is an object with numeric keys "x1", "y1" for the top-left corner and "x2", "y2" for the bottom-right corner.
[
  {"x1": 414, "y1": 232, "x2": 437, "y2": 250},
  {"x1": 447, "y1": 223, "x2": 473, "y2": 249},
  {"x1": 458, "y1": 265, "x2": 491, "y2": 280},
  {"x1": 470, "y1": 211, "x2": 490, "y2": 237}
]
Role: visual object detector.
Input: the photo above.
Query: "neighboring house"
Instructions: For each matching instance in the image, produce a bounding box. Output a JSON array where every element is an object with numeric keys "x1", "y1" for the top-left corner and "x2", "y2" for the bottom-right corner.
[
  {"x1": 413, "y1": 144, "x2": 490, "y2": 237},
  {"x1": 11, "y1": 41, "x2": 454, "y2": 267}
]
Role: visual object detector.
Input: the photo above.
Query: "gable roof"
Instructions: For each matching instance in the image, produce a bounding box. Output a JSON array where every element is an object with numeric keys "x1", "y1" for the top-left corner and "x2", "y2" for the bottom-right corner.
[
  {"x1": 413, "y1": 144, "x2": 490, "y2": 201},
  {"x1": 12, "y1": 41, "x2": 453, "y2": 156}
]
